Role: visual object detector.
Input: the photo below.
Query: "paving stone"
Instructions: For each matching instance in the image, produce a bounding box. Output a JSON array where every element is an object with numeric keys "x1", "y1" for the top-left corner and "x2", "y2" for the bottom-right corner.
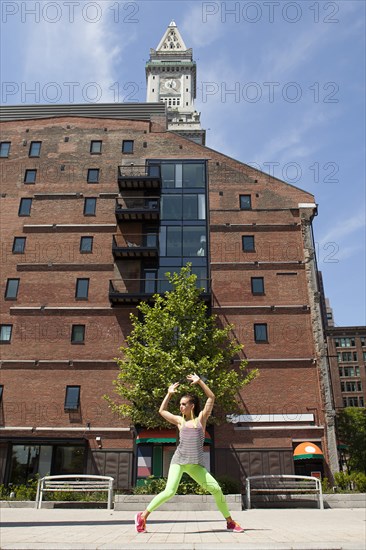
[{"x1": 0, "y1": 508, "x2": 365, "y2": 549}]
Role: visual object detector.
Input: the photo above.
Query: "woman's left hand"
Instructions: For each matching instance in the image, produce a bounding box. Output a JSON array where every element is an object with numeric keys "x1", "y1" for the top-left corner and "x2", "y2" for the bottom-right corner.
[{"x1": 187, "y1": 373, "x2": 200, "y2": 385}]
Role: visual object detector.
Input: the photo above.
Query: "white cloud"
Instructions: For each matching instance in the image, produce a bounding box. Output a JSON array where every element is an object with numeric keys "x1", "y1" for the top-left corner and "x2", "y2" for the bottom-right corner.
[
  {"x1": 260, "y1": 26, "x2": 329, "y2": 81},
  {"x1": 318, "y1": 210, "x2": 366, "y2": 249},
  {"x1": 181, "y1": 4, "x2": 224, "y2": 47},
  {"x1": 258, "y1": 1, "x2": 362, "y2": 81},
  {"x1": 22, "y1": 1, "x2": 136, "y2": 103}
]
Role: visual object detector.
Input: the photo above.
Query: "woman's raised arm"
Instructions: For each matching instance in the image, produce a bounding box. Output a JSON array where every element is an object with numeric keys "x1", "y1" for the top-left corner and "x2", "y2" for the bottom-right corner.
[
  {"x1": 158, "y1": 382, "x2": 181, "y2": 426},
  {"x1": 187, "y1": 373, "x2": 215, "y2": 423}
]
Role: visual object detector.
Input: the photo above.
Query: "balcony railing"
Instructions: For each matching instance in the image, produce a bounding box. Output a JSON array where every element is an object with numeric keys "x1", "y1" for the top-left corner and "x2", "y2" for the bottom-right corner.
[
  {"x1": 112, "y1": 234, "x2": 159, "y2": 258},
  {"x1": 109, "y1": 278, "x2": 211, "y2": 305},
  {"x1": 115, "y1": 197, "x2": 160, "y2": 222},
  {"x1": 118, "y1": 164, "x2": 161, "y2": 190}
]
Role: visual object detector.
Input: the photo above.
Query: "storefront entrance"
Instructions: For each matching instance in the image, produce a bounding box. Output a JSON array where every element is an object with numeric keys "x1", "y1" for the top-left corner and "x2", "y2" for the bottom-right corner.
[
  {"x1": 293, "y1": 441, "x2": 324, "y2": 479},
  {"x1": 6, "y1": 441, "x2": 86, "y2": 485}
]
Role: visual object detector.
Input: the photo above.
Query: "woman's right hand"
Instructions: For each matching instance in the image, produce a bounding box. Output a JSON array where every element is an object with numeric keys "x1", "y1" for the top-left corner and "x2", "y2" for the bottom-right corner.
[{"x1": 168, "y1": 382, "x2": 179, "y2": 394}]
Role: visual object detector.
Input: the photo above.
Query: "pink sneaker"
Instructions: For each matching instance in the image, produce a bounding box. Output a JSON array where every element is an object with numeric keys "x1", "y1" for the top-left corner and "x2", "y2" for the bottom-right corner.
[
  {"x1": 227, "y1": 520, "x2": 244, "y2": 533},
  {"x1": 134, "y1": 512, "x2": 147, "y2": 533}
]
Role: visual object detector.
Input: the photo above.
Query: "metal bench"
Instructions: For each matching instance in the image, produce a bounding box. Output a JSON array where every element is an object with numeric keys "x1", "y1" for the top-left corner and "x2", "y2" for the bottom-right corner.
[
  {"x1": 245, "y1": 474, "x2": 324, "y2": 510},
  {"x1": 35, "y1": 475, "x2": 114, "y2": 509}
]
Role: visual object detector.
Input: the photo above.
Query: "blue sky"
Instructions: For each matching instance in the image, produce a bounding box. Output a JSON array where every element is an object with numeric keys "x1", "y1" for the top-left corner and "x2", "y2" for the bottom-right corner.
[{"x1": 1, "y1": 0, "x2": 365, "y2": 326}]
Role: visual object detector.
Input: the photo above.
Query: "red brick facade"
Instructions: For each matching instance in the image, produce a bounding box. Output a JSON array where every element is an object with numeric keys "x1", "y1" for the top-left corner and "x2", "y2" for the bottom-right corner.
[{"x1": 0, "y1": 108, "x2": 337, "y2": 488}]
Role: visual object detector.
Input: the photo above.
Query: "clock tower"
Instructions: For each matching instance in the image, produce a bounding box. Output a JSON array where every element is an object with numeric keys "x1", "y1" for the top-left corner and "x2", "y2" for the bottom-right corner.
[{"x1": 146, "y1": 21, "x2": 205, "y2": 145}]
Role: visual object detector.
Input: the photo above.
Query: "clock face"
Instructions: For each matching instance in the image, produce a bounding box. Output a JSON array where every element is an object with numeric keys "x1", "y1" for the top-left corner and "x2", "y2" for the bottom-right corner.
[{"x1": 160, "y1": 77, "x2": 181, "y2": 94}]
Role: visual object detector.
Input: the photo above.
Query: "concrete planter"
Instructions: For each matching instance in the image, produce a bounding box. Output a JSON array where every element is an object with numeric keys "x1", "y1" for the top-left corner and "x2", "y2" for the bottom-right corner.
[
  {"x1": 0, "y1": 501, "x2": 108, "y2": 509},
  {"x1": 324, "y1": 493, "x2": 366, "y2": 508},
  {"x1": 245, "y1": 493, "x2": 366, "y2": 509},
  {"x1": 1, "y1": 493, "x2": 365, "y2": 509},
  {"x1": 114, "y1": 493, "x2": 243, "y2": 511}
]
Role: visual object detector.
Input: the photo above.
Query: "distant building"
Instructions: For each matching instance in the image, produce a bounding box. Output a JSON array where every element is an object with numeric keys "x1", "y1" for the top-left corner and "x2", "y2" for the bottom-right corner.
[
  {"x1": 0, "y1": 22, "x2": 338, "y2": 489},
  {"x1": 325, "y1": 299, "x2": 335, "y2": 327},
  {"x1": 317, "y1": 273, "x2": 365, "y2": 410},
  {"x1": 317, "y1": 271, "x2": 335, "y2": 328},
  {"x1": 326, "y1": 327, "x2": 366, "y2": 409}
]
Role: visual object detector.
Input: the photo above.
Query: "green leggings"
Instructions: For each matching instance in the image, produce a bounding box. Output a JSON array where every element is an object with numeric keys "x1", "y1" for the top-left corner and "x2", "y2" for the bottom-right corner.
[{"x1": 146, "y1": 463, "x2": 230, "y2": 518}]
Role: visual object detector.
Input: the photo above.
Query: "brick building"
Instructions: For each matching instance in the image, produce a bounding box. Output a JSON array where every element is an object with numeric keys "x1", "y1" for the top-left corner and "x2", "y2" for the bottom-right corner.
[
  {"x1": 326, "y1": 327, "x2": 366, "y2": 410},
  {"x1": 0, "y1": 23, "x2": 338, "y2": 489}
]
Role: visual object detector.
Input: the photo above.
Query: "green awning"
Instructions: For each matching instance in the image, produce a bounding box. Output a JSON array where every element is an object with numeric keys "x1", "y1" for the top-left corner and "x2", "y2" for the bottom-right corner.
[
  {"x1": 136, "y1": 428, "x2": 212, "y2": 445},
  {"x1": 137, "y1": 436, "x2": 177, "y2": 444}
]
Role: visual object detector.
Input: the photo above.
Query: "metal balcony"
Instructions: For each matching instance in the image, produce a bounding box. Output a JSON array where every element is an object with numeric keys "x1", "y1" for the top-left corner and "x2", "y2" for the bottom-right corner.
[
  {"x1": 112, "y1": 234, "x2": 159, "y2": 259},
  {"x1": 115, "y1": 197, "x2": 160, "y2": 222},
  {"x1": 118, "y1": 164, "x2": 161, "y2": 190},
  {"x1": 109, "y1": 279, "x2": 157, "y2": 304},
  {"x1": 109, "y1": 278, "x2": 211, "y2": 305}
]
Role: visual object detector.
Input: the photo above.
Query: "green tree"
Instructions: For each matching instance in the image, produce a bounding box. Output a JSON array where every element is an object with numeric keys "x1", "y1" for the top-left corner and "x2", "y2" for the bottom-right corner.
[
  {"x1": 337, "y1": 407, "x2": 366, "y2": 473},
  {"x1": 106, "y1": 265, "x2": 257, "y2": 428}
]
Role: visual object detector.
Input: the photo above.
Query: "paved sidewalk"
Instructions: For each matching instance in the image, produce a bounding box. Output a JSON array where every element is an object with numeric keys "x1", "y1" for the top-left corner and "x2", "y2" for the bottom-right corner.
[{"x1": 0, "y1": 507, "x2": 365, "y2": 549}]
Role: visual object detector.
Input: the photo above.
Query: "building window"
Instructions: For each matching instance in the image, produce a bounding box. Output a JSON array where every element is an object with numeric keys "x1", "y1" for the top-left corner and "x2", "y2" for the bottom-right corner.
[
  {"x1": 341, "y1": 352, "x2": 352, "y2": 362},
  {"x1": 161, "y1": 163, "x2": 175, "y2": 187},
  {"x1": 183, "y1": 163, "x2": 205, "y2": 188},
  {"x1": 240, "y1": 195, "x2": 252, "y2": 210},
  {"x1": 12, "y1": 237, "x2": 26, "y2": 254},
  {"x1": 18, "y1": 198, "x2": 32, "y2": 216},
  {"x1": 90, "y1": 140, "x2": 102, "y2": 154},
  {"x1": 5, "y1": 279, "x2": 19, "y2": 300},
  {"x1": 71, "y1": 324, "x2": 85, "y2": 344},
  {"x1": 335, "y1": 338, "x2": 355, "y2": 347},
  {"x1": 343, "y1": 381, "x2": 362, "y2": 392},
  {"x1": 122, "y1": 140, "x2": 134, "y2": 153},
  {"x1": 87, "y1": 169, "x2": 99, "y2": 183},
  {"x1": 363, "y1": 352, "x2": 366, "y2": 362},
  {"x1": 254, "y1": 323, "x2": 268, "y2": 342},
  {"x1": 0, "y1": 142, "x2": 11, "y2": 157},
  {"x1": 161, "y1": 195, "x2": 182, "y2": 219},
  {"x1": 360, "y1": 337, "x2": 365, "y2": 346},
  {"x1": 251, "y1": 277, "x2": 264, "y2": 295},
  {"x1": 183, "y1": 194, "x2": 206, "y2": 220},
  {"x1": 242, "y1": 235, "x2": 255, "y2": 252},
  {"x1": 183, "y1": 228, "x2": 206, "y2": 257},
  {"x1": 344, "y1": 396, "x2": 361, "y2": 407},
  {"x1": 342, "y1": 366, "x2": 355, "y2": 377},
  {"x1": 0, "y1": 385, "x2": 3, "y2": 402},
  {"x1": 24, "y1": 169, "x2": 37, "y2": 184},
  {"x1": 0, "y1": 324, "x2": 13, "y2": 343},
  {"x1": 83, "y1": 198, "x2": 96, "y2": 216},
  {"x1": 159, "y1": 226, "x2": 206, "y2": 258},
  {"x1": 54, "y1": 445, "x2": 85, "y2": 474},
  {"x1": 80, "y1": 236, "x2": 93, "y2": 253},
  {"x1": 64, "y1": 386, "x2": 81, "y2": 411},
  {"x1": 29, "y1": 141, "x2": 42, "y2": 157},
  {"x1": 75, "y1": 278, "x2": 89, "y2": 300}
]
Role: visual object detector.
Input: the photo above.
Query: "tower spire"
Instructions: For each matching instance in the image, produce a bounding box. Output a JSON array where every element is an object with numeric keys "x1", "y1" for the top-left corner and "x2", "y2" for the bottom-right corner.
[
  {"x1": 156, "y1": 21, "x2": 188, "y2": 52},
  {"x1": 146, "y1": 22, "x2": 205, "y2": 145}
]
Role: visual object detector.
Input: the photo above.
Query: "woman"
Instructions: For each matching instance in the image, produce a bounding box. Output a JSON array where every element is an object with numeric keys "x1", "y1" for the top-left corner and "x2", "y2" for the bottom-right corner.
[{"x1": 134, "y1": 373, "x2": 244, "y2": 533}]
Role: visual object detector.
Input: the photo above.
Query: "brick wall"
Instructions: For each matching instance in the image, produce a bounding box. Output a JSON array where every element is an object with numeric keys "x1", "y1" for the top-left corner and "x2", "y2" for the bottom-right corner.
[{"x1": 0, "y1": 114, "x2": 328, "y2": 476}]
